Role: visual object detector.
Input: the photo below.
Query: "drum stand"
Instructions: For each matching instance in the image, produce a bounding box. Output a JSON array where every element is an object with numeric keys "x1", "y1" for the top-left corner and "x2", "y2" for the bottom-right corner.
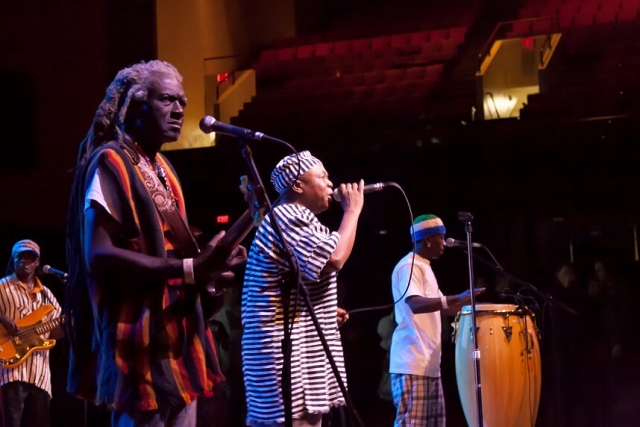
[{"x1": 459, "y1": 211, "x2": 484, "y2": 427}]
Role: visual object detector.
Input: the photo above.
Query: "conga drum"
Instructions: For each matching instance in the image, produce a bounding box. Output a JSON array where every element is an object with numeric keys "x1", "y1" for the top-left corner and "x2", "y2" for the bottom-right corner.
[{"x1": 454, "y1": 304, "x2": 541, "y2": 427}]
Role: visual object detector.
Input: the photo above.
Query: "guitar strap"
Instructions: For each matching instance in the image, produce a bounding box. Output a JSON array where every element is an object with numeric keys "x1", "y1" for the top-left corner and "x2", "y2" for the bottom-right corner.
[
  {"x1": 134, "y1": 155, "x2": 200, "y2": 259},
  {"x1": 131, "y1": 154, "x2": 226, "y2": 319}
]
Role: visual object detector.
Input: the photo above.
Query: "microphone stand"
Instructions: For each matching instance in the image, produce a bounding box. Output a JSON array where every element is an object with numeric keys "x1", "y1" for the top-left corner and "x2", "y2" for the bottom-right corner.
[
  {"x1": 234, "y1": 138, "x2": 363, "y2": 427},
  {"x1": 464, "y1": 249, "x2": 577, "y2": 316},
  {"x1": 459, "y1": 211, "x2": 483, "y2": 427}
]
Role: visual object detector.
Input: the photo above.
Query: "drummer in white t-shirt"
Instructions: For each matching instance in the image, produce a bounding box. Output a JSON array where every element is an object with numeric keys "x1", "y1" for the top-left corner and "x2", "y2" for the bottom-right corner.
[{"x1": 389, "y1": 214, "x2": 484, "y2": 427}]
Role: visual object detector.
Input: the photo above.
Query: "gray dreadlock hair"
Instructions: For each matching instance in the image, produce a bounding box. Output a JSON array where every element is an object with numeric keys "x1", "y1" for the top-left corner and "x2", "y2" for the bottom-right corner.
[{"x1": 76, "y1": 59, "x2": 183, "y2": 165}]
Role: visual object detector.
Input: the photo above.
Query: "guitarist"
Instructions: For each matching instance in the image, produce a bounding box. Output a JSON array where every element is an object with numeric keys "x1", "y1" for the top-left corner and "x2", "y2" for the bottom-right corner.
[
  {"x1": 65, "y1": 60, "x2": 247, "y2": 427},
  {"x1": 0, "y1": 239, "x2": 62, "y2": 427}
]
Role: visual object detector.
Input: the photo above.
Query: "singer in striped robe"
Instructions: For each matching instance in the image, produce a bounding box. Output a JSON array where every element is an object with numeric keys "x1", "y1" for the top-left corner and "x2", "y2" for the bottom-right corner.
[{"x1": 242, "y1": 151, "x2": 364, "y2": 427}]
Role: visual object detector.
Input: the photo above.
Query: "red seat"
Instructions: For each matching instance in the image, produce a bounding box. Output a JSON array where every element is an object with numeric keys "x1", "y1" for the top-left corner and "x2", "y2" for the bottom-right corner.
[
  {"x1": 405, "y1": 66, "x2": 426, "y2": 81},
  {"x1": 333, "y1": 40, "x2": 352, "y2": 55},
  {"x1": 341, "y1": 73, "x2": 365, "y2": 87},
  {"x1": 430, "y1": 28, "x2": 448, "y2": 44},
  {"x1": 425, "y1": 64, "x2": 444, "y2": 82},
  {"x1": 574, "y1": 11, "x2": 595, "y2": 26},
  {"x1": 315, "y1": 42, "x2": 333, "y2": 57},
  {"x1": 532, "y1": 18, "x2": 553, "y2": 34},
  {"x1": 448, "y1": 26, "x2": 467, "y2": 43},
  {"x1": 441, "y1": 38, "x2": 460, "y2": 58},
  {"x1": 260, "y1": 49, "x2": 279, "y2": 63},
  {"x1": 383, "y1": 69, "x2": 405, "y2": 84},
  {"x1": 363, "y1": 70, "x2": 385, "y2": 85},
  {"x1": 371, "y1": 35, "x2": 391, "y2": 51},
  {"x1": 595, "y1": 9, "x2": 618, "y2": 24},
  {"x1": 409, "y1": 30, "x2": 430, "y2": 46},
  {"x1": 296, "y1": 45, "x2": 315, "y2": 59},
  {"x1": 539, "y1": 3, "x2": 559, "y2": 17},
  {"x1": 393, "y1": 81, "x2": 417, "y2": 98},
  {"x1": 277, "y1": 47, "x2": 297, "y2": 61},
  {"x1": 390, "y1": 33, "x2": 410, "y2": 49},
  {"x1": 618, "y1": 4, "x2": 639, "y2": 21},
  {"x1": 352, "y1": 38, "x2": 372, "y2": 52},
  {"x1": 558, "y1": 11, "x2": 574, "y2": 28},
  {"x1": 596, "y1": 3, "x2": 618, "y2": 24},
  {"x1": 510, "y1": 21, "x2": 532, "y2": 37},
  {"x1": 371, "y1": 58, "x2": 394, "y2": 71},
  {"x1": 341, "y1": 59, "x2": 373, "y2": 75},
  {"x1": 579, "y1": 2, "x2": 599, "y2": 15},
  {"x1": 419, "y1": 41, "x2": 440, "y2": 60},
  {"x1": 558, "y1": 3, "x2": 579, "y2": 18},
  {"x1": 519, "y1": 5, "x2": 539, "y2": 19},
  {"x1": 372, "y1": 83, "x2": 395, "y2": 100},
  {"x1": 352, "y1": 86, "x2": 375, "y2": 102}
]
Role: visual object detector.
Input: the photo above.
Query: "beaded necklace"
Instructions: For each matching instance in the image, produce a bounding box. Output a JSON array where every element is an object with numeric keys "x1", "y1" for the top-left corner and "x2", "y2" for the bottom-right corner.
[{"x1": 134, "y1": 142, "x2": 177, "y2": 201}]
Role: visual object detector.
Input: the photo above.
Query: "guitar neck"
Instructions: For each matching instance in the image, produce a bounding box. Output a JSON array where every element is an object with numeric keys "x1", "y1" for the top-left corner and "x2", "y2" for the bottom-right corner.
[
  {"x1": 218, "y1": 209, "x2": 259, "y2": 255},
  {"x1": 35, "y1": 316, "x2": 64, "y2": 336}
]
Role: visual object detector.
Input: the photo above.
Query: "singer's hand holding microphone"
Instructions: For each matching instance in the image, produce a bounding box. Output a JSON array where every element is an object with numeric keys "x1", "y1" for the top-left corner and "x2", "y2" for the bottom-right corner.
[
  {"x1": 333, "y1": 180, "x2": 365, "y2": 213},
  {"x1": 332, "y1": 182, "x2": 394, "y2": 202}
]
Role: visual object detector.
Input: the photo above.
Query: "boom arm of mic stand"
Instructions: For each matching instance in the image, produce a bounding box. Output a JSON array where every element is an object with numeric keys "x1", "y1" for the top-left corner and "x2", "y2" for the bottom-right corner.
[{"x1": 464, "y1": 249, "x2": 578, "y2": 316}]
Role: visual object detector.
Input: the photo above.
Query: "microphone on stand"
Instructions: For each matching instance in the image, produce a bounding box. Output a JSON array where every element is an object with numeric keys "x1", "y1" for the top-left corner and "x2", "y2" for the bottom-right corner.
[
  {"x1": 332, "y1": 182, "x2": 394, "y2": 202},
  {"x1": 446, "y1": 238, "x2": 482, "y2": 248},
  {"x1": 199, "y1": 116, "x2": 267, "y2": 140},
  {"x1": 42, "y1": 265, "x2": 69, "y2": 280}
]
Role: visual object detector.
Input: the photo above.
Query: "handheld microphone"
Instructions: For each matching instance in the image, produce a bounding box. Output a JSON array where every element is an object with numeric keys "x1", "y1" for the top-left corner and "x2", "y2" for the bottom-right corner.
[
  {"x1": 199, "y1": 116, "x2": 266, "y2": 140},
  {"x1": 446, "y1": 238, "x2": 482, "y2": 248},
  {"x1": 42, "y1": 265, "x2": 69, "y2": 280},
  {"x1": 332, "y1": 182, "x2": 393, "y2": 202}
]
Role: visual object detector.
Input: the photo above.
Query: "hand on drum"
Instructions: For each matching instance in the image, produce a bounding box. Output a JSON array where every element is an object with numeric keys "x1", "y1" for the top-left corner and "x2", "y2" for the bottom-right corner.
[
  {"x1": 444, "y1": 287, "x2": 486, "y2": 314},
  {"x1": 458, "y1": 287, "x2": 486, "y2": 303}
]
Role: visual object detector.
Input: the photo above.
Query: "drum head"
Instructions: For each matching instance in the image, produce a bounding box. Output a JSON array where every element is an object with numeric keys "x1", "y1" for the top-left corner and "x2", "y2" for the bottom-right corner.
[{"x1": 459, "y1": 303, "x2": 518, "y2": 315}]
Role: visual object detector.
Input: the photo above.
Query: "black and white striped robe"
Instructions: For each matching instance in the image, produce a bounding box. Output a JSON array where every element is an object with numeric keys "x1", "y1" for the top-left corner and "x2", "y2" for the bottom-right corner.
[{"x1": 241, "y1": 203, "x2": 347, "y2": 425}]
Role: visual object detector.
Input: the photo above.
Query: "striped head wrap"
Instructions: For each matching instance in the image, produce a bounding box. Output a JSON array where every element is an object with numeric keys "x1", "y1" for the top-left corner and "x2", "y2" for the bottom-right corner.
[
  {"x1": 270, "y1": 150, "x2": 322, "y2": 194},
  {"x1": 411, "y1": 214, "x2": 446, "y2": 242},
  {"x1": 12, "y1": 239, "x2": 40, "y2": 258}
]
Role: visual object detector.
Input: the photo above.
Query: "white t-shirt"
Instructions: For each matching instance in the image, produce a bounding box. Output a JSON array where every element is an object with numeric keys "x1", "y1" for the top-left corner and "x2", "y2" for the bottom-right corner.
[
  {"x1": 389, "y1": 252, "x2": 444, "y2": 377},
  {"x1": 85, "y1": 168, "x2": 121, "y2": 222}
]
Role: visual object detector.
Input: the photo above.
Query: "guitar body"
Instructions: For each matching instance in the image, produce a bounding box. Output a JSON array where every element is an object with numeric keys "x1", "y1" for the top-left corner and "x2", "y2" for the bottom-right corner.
[{"x1": 0, "y1": 305, "x2": 58, "y2": 368}]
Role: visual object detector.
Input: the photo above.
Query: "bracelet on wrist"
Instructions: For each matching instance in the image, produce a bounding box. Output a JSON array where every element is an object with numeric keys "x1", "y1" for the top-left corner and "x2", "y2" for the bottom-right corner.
[
  {"x1": 441, "y1": 295, "x2": 449, "y2": 310},
  {"x1": 183, "y1": 258, "x2": 196, "y2": 285}
]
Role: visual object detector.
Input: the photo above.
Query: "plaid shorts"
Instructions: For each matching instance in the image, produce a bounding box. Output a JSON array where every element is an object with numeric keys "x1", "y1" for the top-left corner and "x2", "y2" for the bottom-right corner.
[{"x1": 391, "y1": 373, "x2": 446, "y2": 427}]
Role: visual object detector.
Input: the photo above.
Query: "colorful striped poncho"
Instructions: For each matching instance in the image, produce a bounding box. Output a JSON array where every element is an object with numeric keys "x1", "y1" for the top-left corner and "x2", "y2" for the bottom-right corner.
[{"x1": 66, "y1": 141, "x2": 223, "y2": 412}]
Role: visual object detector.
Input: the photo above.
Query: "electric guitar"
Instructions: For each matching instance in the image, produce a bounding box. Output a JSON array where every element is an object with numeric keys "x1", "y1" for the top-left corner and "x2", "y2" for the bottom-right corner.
[
  {"x1": 200, "y1": 175, "x2": 268, "y2": 302},
  {"x1": 221, "y1": 175, "x2": 268, "y2": 251},
  {"x1": 0, "y1": 305, "x2": 63, "y2": 368}
]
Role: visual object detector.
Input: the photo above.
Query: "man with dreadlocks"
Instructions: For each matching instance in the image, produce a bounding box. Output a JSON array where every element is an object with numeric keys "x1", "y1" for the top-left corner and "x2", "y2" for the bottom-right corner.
[{"x1": 65, "y1": 60, "x2": 247, "y2": 427}]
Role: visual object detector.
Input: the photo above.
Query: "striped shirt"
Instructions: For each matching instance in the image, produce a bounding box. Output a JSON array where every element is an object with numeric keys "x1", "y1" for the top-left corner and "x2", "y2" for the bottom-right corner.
[
  {"x1": 242, "y1": 203, "x2": 346, "y2": 425},
  {"x1": 0, "y1": 274, "x2": 62, "y2": 397}
]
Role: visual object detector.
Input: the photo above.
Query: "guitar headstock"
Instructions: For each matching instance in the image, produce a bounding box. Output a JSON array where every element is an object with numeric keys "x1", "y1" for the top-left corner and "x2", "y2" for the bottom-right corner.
[{"x1": 239, "y1": 175, "x2": 268, "y2": 226}]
